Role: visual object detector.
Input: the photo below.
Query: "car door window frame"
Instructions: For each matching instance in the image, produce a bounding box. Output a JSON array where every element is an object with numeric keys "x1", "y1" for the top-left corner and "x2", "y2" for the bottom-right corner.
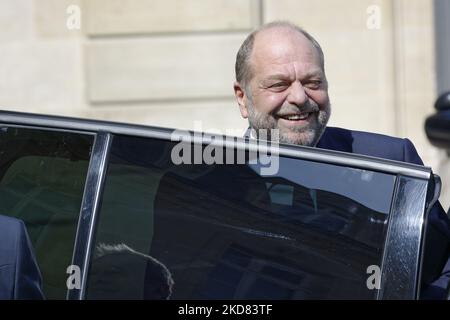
[
  {"x1": 68, "y1": 132, "x2": 112, "y2": 300},
  {"x1": 0, "y1": 111, "x2": 437, "y2": 300}
]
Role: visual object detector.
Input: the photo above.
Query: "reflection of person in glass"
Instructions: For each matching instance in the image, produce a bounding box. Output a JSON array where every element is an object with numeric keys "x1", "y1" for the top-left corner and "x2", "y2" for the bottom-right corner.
[{"x1": 88, "y1": 243, "x2": 174, "y2": 300}]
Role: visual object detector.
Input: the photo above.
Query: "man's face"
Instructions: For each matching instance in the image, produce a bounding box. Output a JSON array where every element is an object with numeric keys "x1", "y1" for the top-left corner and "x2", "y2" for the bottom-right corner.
[{"x1": 235, "y1": 27, "x2": 331, "y2": 146}]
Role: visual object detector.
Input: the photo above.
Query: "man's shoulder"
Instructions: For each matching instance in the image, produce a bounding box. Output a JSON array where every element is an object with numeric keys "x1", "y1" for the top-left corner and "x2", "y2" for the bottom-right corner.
[
  {"x1": 0, "y1": 214, "x2": 24, "y2": 234},
  {"x1": 0, "y1": 214, "x2": 44, "y2": 299},
  {"x1": 319, "y1": 126, "x2": 419, "y2": 163},
  {"x1": 0, "y1": 215, "x2": 28, "y2": 258},
  {"x1": 0, "y1": 216, "x2": 24, "y2": 268},
  {"x1": 323, "y1": 126, "x2": 406, "y2": 144}
]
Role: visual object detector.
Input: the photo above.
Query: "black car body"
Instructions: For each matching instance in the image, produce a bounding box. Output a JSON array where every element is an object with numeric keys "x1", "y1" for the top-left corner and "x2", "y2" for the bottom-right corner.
[{"x1": 0, "y1": 110, "x2": 442, "y2": 300}]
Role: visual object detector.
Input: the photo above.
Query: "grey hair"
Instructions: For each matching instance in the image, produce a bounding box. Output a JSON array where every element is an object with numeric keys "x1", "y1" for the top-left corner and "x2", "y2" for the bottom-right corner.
[
  {"x1": 95, "y1": 243, "x2": 140, "y2": 258},
  {"x1": 95, "y1": 242, "x2": 174, "y2": 286},
  {"x1": 235, "y1": 21, "x2": 325, "y2": 88},
  {"x1": 95, "y1": 243, "x2": 165, "y2": 267}
]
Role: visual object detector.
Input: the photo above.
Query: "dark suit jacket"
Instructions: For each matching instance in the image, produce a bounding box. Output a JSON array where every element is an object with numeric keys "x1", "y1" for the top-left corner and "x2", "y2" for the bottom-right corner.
[
  {"x1": 0, "y1": 215, "x2": 44, "y2": 299},
  {"x1": 316, "y1": 127, "x2": 450, "y2": 299}
]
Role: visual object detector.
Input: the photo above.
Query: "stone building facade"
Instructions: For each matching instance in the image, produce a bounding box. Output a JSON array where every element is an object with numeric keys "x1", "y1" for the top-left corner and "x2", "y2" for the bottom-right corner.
[{"x1": 0, "y1": 0, "x2": 449, "y2": 208}]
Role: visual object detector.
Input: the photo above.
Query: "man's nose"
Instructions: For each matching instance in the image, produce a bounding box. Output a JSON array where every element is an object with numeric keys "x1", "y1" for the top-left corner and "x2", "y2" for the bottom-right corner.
[{"x1": 287, "y1": 81, "x2": 308, "y2": 106}]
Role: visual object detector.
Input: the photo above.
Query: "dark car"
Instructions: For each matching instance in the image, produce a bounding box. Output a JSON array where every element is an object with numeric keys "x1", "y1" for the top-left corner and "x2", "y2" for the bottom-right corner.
[{"x1": 0, "y1": 110, "x2": 442, "y2": 299}]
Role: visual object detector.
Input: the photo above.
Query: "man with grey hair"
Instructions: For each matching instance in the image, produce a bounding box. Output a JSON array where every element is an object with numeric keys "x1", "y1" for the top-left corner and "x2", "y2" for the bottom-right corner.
[
  {"x1": 234, "y1": 21, "x2": 330, "y2": 146},
  {"x1": 233, "y1": 21, "x2": 450, "y2": 299}
]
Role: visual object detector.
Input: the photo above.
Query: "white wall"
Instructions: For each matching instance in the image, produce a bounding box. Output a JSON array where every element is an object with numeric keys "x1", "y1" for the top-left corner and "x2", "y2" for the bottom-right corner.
[{"x1": 0, "y1": 0, "x2": 448, "y2": 209}]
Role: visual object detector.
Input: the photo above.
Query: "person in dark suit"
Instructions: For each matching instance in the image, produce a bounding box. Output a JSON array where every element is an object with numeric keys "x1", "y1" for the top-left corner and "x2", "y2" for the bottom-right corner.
[
  {"x1": 0, "y1": 214, "x2": 45, "y2": 299},
  {"x1": 233, "y1": 21, "x2": 450, "y2": 299}
]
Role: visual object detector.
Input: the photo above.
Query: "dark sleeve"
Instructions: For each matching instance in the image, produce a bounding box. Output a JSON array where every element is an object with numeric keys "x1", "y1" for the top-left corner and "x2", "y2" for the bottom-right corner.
[
  {"x1": 14, "y1": 220, "x2": 45, "y2": 299},
  {"x1": 403, "y1": 139, "x2": 450, "y2": 299},
  {"x1": 403, "y1": 139, "x2": 425, "y2": 165}
]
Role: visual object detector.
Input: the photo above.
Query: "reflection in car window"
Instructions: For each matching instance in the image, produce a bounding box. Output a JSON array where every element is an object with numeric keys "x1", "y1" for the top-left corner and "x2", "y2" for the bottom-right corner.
[
  {"x1": 0, "y1": 126, "x2": 93, "y2": 299},
  {"x1": 88, "y1": 243, "x2": 174, "y2": 300},
  {"x1": 87, "y1": 135, "x2": 396, "y2": 299},
  {"x1": 250, "y1": 157, "x2": 395, "y2": 214}
]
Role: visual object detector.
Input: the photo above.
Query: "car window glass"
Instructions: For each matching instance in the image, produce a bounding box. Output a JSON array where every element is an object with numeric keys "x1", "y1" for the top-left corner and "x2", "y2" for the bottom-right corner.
[
  {"x1": 249, "y1": 157, "x2": 394, "y2": 214},
  {"x1": 87, "y1": 135, "x2": 396, "y2": 299},
  {"x1": 0, "y1": 126, "x2": 93, "y2": 299}
]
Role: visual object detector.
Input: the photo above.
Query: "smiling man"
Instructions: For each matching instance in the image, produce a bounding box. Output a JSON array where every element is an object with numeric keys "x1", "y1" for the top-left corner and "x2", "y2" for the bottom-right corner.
[
  {"x1": 234, "y1": 21, "x2": 330, "y2": 146},
  {"x1": 233, "y1": 21, "x2": 450, "y2": 299}
]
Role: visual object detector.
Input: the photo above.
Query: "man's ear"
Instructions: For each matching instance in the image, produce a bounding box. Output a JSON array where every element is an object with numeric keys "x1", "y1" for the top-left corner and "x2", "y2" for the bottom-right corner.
[{"x1": 233, "y1": 81, "x2": 249, "y2": 119}]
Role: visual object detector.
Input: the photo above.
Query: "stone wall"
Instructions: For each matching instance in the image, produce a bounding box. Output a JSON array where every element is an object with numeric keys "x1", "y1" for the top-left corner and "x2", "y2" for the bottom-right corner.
[{"x1": 0, "y1": 0, "x2": 448, "y2": 209}]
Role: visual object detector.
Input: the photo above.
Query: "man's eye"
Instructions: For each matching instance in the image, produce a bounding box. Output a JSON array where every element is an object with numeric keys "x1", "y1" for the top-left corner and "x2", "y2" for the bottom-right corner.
[
  {"x1": 305, "y1": 81, "x2": 322, "y2": 89},
  {"x1": 269, "y1": 83, "x2": 288, "y2": 89}
]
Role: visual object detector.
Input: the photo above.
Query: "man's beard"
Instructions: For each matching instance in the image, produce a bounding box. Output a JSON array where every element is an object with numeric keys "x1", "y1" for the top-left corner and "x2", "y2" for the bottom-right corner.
[{"x1": 246, "y1": 98, "x2": 331, "y2": 147}]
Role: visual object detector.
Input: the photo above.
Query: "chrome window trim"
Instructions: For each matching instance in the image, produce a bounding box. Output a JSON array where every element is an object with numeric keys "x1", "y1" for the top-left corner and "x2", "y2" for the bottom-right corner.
[
  {"x1": 378, "y1": 175, "x2": 430, "y2": 299},
  {"x1": 0, "y1": 123, "x2": 96, "y2": 136},
  {"x1": 67, "y1": 131, "x2": 112, "y2": 300},
  {"x1": 0, "y1": 111, "x2": 431, "y2": 180}
]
